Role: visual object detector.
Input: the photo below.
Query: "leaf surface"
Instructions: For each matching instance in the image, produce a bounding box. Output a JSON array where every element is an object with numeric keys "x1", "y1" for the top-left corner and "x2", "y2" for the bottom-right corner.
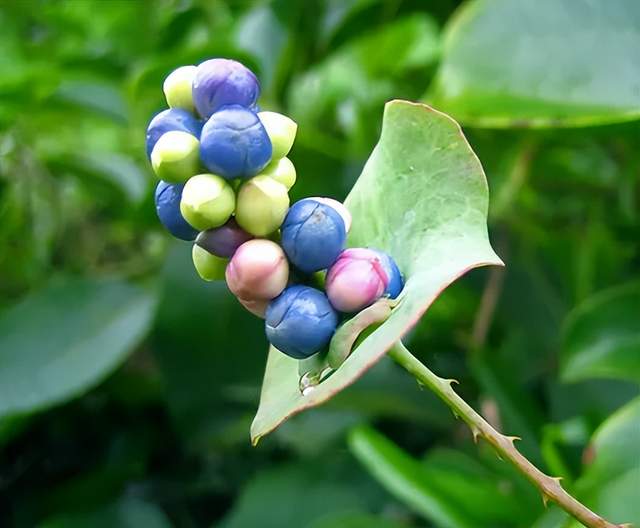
[
  {"x1": 0, "y1": 277, "x2": 157, "y2": 419},
  {"x1": 430, "y1": 0, "x2": 640, "y2": 127},
  {"x1": 251, "y1": 100, "x2": 501, "y2": 443}
]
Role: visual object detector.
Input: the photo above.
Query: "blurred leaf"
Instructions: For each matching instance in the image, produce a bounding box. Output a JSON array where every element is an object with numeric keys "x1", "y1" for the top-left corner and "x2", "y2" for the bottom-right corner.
[
  {"x1": 561, "y1": 281, "x2": 640, "y2": 382},
  {"x1": 289, "y1": 14, "x2": 439, "y2": 154},
  {"x1": 534, "y1": 397, "x2": 640, "y2": 527},
  {"x1": 430, "y1": 0, "x2": 640, "y2": 127},
  {"x1": 0, "y1": 276, "x2": 157, "y2": 419},
  {"x1": 65, "y1": 153, "x2": 149, "y2": 204},
  {"x1": 307, "y1": 511, "x2": 404, "y2": 528},
  {"x1": 348, "y1": 425, "x2": 529, "y2": 528},
  {"x1": 39, "y1": 496, "x2": 172, "y2": 528},
  {"x1": 234, "y1": 5, "x2": 288, "y2": 94},
  {"x1": 252, "y1": 101, "x2": 502, "y2": 443},
  {"x1": 218, "y1": 463, "x2": 373, "y2": 528},
  {"x1": 577, "y1": 396, "x2": 640, "y2": 492},
  {"x1": 152, "y1": 245, "x2": 266, "y2": 451},
  {"x1": 54, "y1": 80, "x2": 128, "y2": 122}
]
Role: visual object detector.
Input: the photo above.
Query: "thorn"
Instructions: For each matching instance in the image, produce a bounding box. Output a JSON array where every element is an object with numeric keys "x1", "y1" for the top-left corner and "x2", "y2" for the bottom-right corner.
[
  {"x1": 550, "y1": 476, "x2": 563, "y2": 486},
  {"x1": 447, "y1": 378, "x2": 459, "y2": 386},
  {"x1": 506, "y1": 435, "x2": 521, "y2": 444},
  {"x1": 471, "y1": 427, "x2": 481, "y2": 443},
  {"x1": 541, "y1": 494, "x2": 550, "y2": 508}
]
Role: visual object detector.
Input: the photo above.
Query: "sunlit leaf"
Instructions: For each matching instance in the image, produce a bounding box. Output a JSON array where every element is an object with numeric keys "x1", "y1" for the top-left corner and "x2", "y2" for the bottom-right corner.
[{"x1": 252, "y1": 100, "x2": 502, "y2": 443}]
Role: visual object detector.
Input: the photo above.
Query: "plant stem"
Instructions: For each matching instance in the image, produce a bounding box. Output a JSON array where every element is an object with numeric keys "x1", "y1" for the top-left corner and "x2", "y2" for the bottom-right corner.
[{"x1": 387, "y1": 342, "x2": 626, "y2": 528}]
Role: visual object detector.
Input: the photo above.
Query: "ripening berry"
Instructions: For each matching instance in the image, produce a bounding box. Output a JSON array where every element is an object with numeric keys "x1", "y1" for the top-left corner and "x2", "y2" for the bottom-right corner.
[
  {"x1": 238, "y1": 297, "x2": 269, "y2": 319},
  {"x1": 258, "y1": 111, "x2": 297, "y2": 160},
  {"x1": 235, "y1": 175, "x2": 290, "y2": 236},
  {"x1": 163, "y1": 65, "x2": 197, "y2": 112},
  {"x1": 145, "y1": 108, "x2": 202, "y2": 159},
  {"x1": 154, "y1": 181, "x2": 198, "y2": 241},
  {"x1": 325, "y1": 248, "x2": 388, "y2": 312},
  {"x1": 180, "y1": 174, "x2": 235, "y2": 231},
  {"x1": 280, "y1": 200, "x2": 346, "y2": 273},
  {"x1": 225, "y1": 239, "x2": 289, "y2": 301},
  {"x1": 303, "y1": 197, "x2": 351, "y2": 232},
  {"x1": 260, "y1": 157, "x2": 296, "y2": 190},
  {"x1": 192, "y1": 244, "x2": 227, "y2": 281},
  {"x1": 150, "y1": 131, "x2": 200, "y2": 183},
  {"x1": 199, "y1": 105, "x2": 272, "y2": 180},
  {"x1": 192, "y1": 58, "x2": 260, "y2": 119},
  {"x1": 265, "y1": 285, "x2": 339, "y2": 359},
  {"x1": 372, "y1": 249, "x2": 404, "y2": 298},
  {"x1": 195, "y1": 218, "x2": 253, "y2": 258}
]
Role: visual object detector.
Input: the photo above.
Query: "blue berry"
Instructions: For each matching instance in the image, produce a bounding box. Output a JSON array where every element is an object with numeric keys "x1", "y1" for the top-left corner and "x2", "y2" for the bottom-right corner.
[
  {"x1": 280, "y1": 200, "x2": 346, "y2": 273},
  {"x1": 154, "y1": 181, "x2": 198, "y2": 241},
  {"x1": 372, "y1": 249, "x2": 404, "y2": 298},
  {"x1": 265, "y1": 285, "x2": 339, "y2": 359},
  {"x1": 192, "y1": 58, "x2": 260, "y2": 119},
  {"x1": 145, "y1": 108, "x2": 202, "y2": 159},
  {"x1": 199, "y1": 105, "x2": 272, "y2": 180}
]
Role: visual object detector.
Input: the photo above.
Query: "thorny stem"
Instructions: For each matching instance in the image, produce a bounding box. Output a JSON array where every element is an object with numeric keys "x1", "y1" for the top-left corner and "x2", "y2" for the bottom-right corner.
[{"x1": 387, "y1": 341, "x2": 627, "y2": 528}]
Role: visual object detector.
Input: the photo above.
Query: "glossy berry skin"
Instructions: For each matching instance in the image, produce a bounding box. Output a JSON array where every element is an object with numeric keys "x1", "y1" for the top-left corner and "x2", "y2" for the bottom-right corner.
[
  {"x1": 258, "y1": 111, "x2": 297, "y2": 160},
  {"x1": 238, "y1": 297, "x2": 268, "y2": 319},
  {"x1": 260, "y1": 157, "x2": 296, "y2": 190},
  {"x1": 150, "y1": 130, "x2": 200, "y2": 183},
  {"x1": 280, "y1": 200, "x2": 346, "y2": 273},
  {"x1": 325, "y1": 248, "x2": 388, "y2": 313},
  {"x1": 179, "y1": 174, "x2": 235, "y2": 231},
  {"x1": 199, "y1": 105, "x2": 272, "y2": 180},
  {"x1": 235, "y1": 175, "x2": 290, "y2": 236},
  {"x1": 145, "y1": 108, "x2": 202, "y2": 159},
  {"x1": 225, "y1": 239, "x2": 289, "y2": 301},
  {"x1": 265, "y1": 285, "x2": 338, "y2": 359},
  {"x1": 192, "y1": 58, "x2": 260, "y2": 119},
  {"x1": 154, "y1": 181, "x2": 198, "y2": 241},
  {"x1": 192, "y1": 244, "x2": 227, "y2": 281},
  {"x1": 195, "y1": 218, "x2": 253, "y2": 258},
  {"x1": 372, "y1": 249, "x2": 404, "y2": 298},
  {"x1": 304, "y1": 197, "x2": 351, "y2": 232},
  {"x1": 163, "y1": 65, "x2": 197, "y2": 111}
]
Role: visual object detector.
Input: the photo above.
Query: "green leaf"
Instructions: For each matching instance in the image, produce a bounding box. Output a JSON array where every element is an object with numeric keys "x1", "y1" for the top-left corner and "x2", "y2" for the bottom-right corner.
[
  {"x1": 218, "y1": 463, "x2": 372, "y2": 528},
  {"x1": 534, "y1": 396, "x2": 640, "y2": 527},
  {"x1": 561, "y1": 281, "x2": 640, "y2": 383},
  {"x1": 39, "y1": 497, "x2": 172, "y2": 528},
  {"x1": 251, "y1": 100, "x2": 501, "y2": 443},
  {"x1": 348, "y1": 426, "x2": 528, "y2": 528},
  {"x1": 430, "y1": 0, "x2": 640, "y2": 127},
  {"x1": 577, "y1": 396, "x2": 640, "y2": 492},
  {"x1": 306, "y1": 511, "x2": 405, "y2": 528},
  {"x1": 0, "y1": 276, "x2": 157, "y2": 419}
]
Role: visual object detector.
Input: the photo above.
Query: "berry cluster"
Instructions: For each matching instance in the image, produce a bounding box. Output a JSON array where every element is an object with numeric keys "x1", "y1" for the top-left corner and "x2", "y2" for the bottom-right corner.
[{"x1": 148, "y1": 58, "x2": 404, "y2": 360}]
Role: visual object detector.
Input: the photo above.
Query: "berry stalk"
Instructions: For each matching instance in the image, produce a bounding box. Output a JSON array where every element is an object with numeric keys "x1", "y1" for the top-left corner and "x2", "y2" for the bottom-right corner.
[{"x1": 387, "y1": 341, "x2": 627, "y2": 528}]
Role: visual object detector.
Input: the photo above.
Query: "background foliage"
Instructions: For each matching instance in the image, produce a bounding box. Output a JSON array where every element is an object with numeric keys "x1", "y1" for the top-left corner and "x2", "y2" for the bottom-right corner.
[{"x1": 0, "y1": 1, "x2": 638, "y2": 527}]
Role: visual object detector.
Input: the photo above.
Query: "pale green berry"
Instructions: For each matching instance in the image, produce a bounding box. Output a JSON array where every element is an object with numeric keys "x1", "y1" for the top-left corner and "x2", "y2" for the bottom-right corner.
[
  {"x1": 151, "y1": 131, "x2": 200, "y2": 183},
  {"x1": 259, "y1": 157, "x2": 296, "y2": 190},
  {"x1": 235, "y1": 175, "x2": 289, "y2": 236},
  {"x1": 180, "y1": 174, "x2": 235, "y2": 230},
  {"x1": 163, "y1": 65, "x2": 197, "y2": 111},
  {"x1": 258, "y1": 111, "x2": 297, "y2": 159},
  {"x1": 192, "y1": 244, "x2": 227, "y2": 281}
]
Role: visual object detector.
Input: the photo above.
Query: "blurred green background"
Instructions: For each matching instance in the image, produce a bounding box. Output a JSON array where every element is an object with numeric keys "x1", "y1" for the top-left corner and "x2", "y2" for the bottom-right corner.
[{"x1": 0, "y1": 1, "x2": 638, "y2": 527}]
